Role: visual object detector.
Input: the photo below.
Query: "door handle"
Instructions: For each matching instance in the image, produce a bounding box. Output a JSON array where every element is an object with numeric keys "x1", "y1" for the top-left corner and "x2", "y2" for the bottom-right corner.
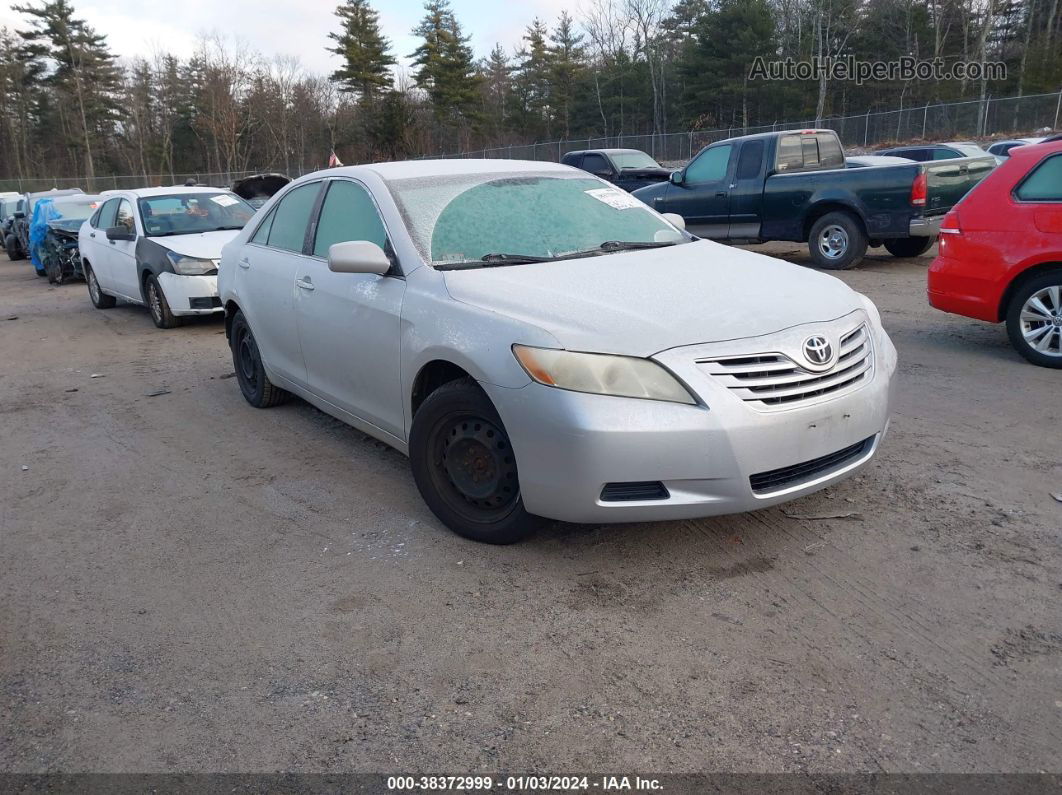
[
  {"x1": 89, "y1": 232, "x2": 95, "y2": 238},
  {"x1": 295, "y1": 278, "x2": 315, "y2": 291},
  {"x1": 715, "y1": 191, "x2": 727, "y2": 197},
  {"x1": 238, "y1": 258, "x2": 250, "y2": 270},
  {"x1": 729, "y1": 183, "x2": 736, "y2": 189}
]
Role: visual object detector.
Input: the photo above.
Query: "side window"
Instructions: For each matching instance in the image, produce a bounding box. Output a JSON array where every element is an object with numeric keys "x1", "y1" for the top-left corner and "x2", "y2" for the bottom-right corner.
[
  {"x1": 266, "y1": 182, "x2": 321, "y2": 253},
  {"x1": 736, "y1": 140, "x2": 764, "y2": 180},
  {"x1": 776, "y1": 135, "x2": 802, "y2": 171},
  {"x1": 1015, "y1": 154, "x2": 1062, "y2": 201},
  {"x1": 817, "y1": 134, "x2": 845, "y2": 168},
  {"x1": 933, "y1": 149, "x2": 960, "y2": 160},
  {"x1": 115, "y1": 199, "x2": 135, "y2": 234},
  {"x1": 686, "y1": 144, "x2": 733, "y2": 183},
  {"x1": 95, "y1": 198, "x2": 119, "y2": 229},
  {"x1": 250, "y1": 207, "x2": 276, "y2": 245},
  {"x1": 582, "y1": 153, "x2": 612, "y2": 177},
  {"x1": 312, "y1": 180, "x2": 389, "y2": 258},
  {"x1": 561, "y1": 153, "x2": 581, "y2": 167}
]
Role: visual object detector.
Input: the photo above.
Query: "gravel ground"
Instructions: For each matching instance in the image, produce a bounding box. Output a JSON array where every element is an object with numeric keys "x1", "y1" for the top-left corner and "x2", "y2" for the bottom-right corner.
[{"x1": 1, "y1": 243, "x2": 1060, "y2": 774}]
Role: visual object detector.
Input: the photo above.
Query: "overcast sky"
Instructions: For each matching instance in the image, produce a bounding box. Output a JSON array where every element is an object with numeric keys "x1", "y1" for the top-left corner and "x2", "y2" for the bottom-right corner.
[{"x1": 0, "y1": 0, "x2": 574, "y2": 76}]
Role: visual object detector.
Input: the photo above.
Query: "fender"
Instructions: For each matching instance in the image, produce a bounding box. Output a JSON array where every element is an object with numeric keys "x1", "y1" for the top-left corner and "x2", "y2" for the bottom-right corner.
[{"x1": 134, "y1": 237, "x2": 179, "y2": 299}]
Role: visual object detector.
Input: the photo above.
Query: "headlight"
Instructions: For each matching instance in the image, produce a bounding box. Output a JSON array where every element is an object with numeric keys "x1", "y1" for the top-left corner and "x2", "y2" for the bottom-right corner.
[
  {"x1": 166, "y1": 252, "x2": 218, "y2": 275},
  {"x1": 512, "y1": 345, "x2": 696, "y2": 405}
]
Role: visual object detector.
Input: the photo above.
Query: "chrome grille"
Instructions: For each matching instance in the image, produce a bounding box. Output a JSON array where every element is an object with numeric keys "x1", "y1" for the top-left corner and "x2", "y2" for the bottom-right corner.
[{"x1": 700, "y1": 324, "x2": 873, "y2": 409}]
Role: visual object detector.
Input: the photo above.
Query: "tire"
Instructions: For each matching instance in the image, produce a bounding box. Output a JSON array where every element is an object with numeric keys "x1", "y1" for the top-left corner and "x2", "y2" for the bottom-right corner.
[
  {"x1": 409, "y1": 378, "x2": 544, "y2": 544},
  {"x1": 5, "y1": 235, "x2": 24, "y2": 261},
  {"x1": 883, "y1": 236, "x2": 935, "y2": 258},
  {"x1": 45, "y1": 258, "x2": 62, "y2": 285},
  {"x1": 229, "y1": 310, "x2": 291, "y2": 407},
  {"x1": 144, "y1": 273, "x2": 183, "y2": 329},
  {"x1": 808, "y1": 211, "x2": 868, "y2": 270},
  {"x1": 1005, "y1": 271, "x2": 1062, "y2": 369},
  {"x1": 85, "y1": 263, "x2": 116, "y2": 308}
]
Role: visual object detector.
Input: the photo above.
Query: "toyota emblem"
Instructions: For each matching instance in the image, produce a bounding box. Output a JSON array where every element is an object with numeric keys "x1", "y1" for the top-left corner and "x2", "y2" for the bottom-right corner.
[{"x1": 803, "y1": 335, "x2": 833, "y2": 367}]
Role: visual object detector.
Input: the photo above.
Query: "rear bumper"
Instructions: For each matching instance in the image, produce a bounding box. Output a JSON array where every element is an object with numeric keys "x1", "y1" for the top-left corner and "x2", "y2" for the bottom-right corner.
[
  {"x1": 927, "y1": 253, "x2": 1001, "y2": 322},
  {"x1": 157, "y1": 272, "x2": 223, "y2": 316},
  {"x1": 909, "y1": 215, "x2": 943, "y2": 237}
]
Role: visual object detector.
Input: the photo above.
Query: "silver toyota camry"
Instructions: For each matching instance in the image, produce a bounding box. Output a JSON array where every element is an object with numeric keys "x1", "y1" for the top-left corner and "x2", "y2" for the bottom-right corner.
[{"x1": 218, "y1": 160, "x2": 897, "y2": 544}]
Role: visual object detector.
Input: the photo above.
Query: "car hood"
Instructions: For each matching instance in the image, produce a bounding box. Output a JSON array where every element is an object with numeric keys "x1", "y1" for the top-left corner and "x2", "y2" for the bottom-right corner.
[
  {"x1": 147, "y1": 229, "x2": 242, "y2": 259},
  {"x1": 619, "y1": 166, "x2": 671, "y2": 180},
  {"x1": 442, "y1": 240, "x2": 864, "y2": 357}
]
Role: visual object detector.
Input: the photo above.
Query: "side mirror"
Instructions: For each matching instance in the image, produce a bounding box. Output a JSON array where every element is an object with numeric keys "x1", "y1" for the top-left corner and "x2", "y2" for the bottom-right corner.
[
  {"x1": 592, "y1": 170, "x2": 613, "y2": 180},
  {"x1": 106, "y1": 226, "x2": 135, "y2": 241},
  {"x1": 13, "y1": 211, "x2": 25, "y2": 219},
  {"x1": 669, "y1": 170, "x2": 684, "y2": 186},
  {"x1": 327, "y1": 240, "x2": 391, "y2": 275},
  {"x1": 662, "y1": 212, "x2": 686, "y2": 231}
]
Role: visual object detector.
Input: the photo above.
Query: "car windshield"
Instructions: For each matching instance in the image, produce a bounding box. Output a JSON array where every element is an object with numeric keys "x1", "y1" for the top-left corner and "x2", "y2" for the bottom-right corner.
[
  {"x1": 610, "y1": 151, "x2": 662, "y2": 169},
  {"x1": 51, "y1": 198, "x2": 102, "y2": 221},
  {"x1": 388, "y1": 172, "x2": 684, "y2": 266},
  {"x1": 138, "y1": 192, "x2": 255, "y2": 237}
]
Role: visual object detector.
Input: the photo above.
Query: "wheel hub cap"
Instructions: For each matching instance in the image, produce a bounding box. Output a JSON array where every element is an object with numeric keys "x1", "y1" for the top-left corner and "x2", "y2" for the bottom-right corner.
[
  {"x1": 820, "y1": 225, "x2": 848, "y2": 259},
  {"x1": 1020, "y1": 285, "x2": 1062, "y2": 357}
]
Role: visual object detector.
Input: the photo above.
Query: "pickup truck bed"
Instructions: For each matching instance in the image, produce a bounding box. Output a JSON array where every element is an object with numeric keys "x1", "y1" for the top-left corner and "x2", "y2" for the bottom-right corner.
[{"x1": 633, "y1": 129, "x2": 994, "y2": 269}]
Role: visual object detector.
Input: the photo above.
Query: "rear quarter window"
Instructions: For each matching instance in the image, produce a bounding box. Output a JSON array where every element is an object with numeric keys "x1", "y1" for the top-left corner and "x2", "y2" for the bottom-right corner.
[
  {"x1": 776, "y1": 135, "x2": 803, "y2": 171},
  {"x1": 1015, "y1": 154, "x2": 1062, "y2": 201}
]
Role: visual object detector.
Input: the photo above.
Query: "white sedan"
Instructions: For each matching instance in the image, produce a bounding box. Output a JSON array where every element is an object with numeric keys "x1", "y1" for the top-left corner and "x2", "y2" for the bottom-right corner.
[{"x1": 79, "y1": 187, "x2": 256, "y2": 328}]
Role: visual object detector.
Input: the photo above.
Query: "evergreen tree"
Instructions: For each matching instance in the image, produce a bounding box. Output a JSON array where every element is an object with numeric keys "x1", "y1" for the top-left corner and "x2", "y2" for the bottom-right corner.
[
  {"x1": 327, "y1": 0, "x2": 395, "y2": 101},
  {"x1": 512, "y1": 18, "x2": 553, "y2": 138},
  {"x1": 409, "y1": 0, "x2": 482, "y2": 126},
  {"x1": 480, "y1": 44, "x2": 513, "y2": 139},
  {"x1": 14, "y1": 0, "x2": 121, "y2": 179},
  {"x1": 549, "y1": 12, "x2": 586, "y2": 139}
]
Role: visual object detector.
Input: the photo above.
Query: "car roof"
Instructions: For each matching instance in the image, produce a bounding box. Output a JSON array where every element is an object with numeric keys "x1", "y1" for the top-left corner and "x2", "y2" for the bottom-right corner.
[
  {"x1": 314, "y1": 159, "x2": 575, "y2": 184},
  {"x1": 121, "y1": 186, "x2": 233, "y2": 197},
  {"x1": 1005, "y1": 138, "x2": 1062, "y2": 161}
]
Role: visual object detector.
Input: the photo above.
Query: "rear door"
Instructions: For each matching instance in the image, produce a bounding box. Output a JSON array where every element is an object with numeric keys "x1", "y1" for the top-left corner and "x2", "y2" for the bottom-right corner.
[
  {"x1": 237, "y1": 181, "x2": 324, "y2": 386},
  {"x1": 294, "y1": 178, "x2": 406, "y2": 438},
  {"x1": 666, "y1": 143, "x2": 735, "y2": 237},
  {"x1": 727, "y1": 139, "x2": 766, "y2": 238}
]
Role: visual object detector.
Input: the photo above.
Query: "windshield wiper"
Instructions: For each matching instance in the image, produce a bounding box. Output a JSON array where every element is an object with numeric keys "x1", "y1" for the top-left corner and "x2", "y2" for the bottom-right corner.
[
  {"x1": 436, "y1": 252, "x2": 556, "y2": 271},
  {"x1": 596, "y1": 240, "x2": 679, "y2": 251}
]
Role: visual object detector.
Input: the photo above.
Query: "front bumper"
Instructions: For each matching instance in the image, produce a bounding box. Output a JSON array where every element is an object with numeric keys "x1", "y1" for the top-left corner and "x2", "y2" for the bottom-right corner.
[
  {"x1": 909, "y1": 215, "x2": 943, "y2": 237},
  {"x1": 157, "y1": 272, "x2": 223, "y2": 316},
  {"x1": 488, "y1": 316, "x2": 897, "y2": 525}
]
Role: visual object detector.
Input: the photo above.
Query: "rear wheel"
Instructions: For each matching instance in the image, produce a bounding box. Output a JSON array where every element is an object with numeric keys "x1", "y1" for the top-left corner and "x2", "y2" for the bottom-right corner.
[
  {"x1": 145, "y1": 273, "x2": 182, "y2": 329},
  {"x1": 5, "y1": 235, "x2": 24, "y2": 261},
  {"x1": 808, "y1": 211, "x2": 867, "y2": 270},
  {"x1": 409, "y1": 378, "x2": 544, "y2": 544},
  {"x1": 1006, "y1": 273, "x2": 1062, "y2": 368},
  {"x1": 85, "y1": 264, "x2": 116, "y2": 308},
  {"x1": 229, "y1": 310, "x2": 291, "y2": 407},
  {"x1": 883, "y1": 236, "x2": 935, "y2": 258}
]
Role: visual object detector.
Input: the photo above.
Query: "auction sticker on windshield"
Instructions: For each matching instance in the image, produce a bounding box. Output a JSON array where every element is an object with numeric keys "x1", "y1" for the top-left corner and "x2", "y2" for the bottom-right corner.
[
  {"x1": 585, "y1": 188, "x2": 643, "y2": 210},
  {"x1": 211, "y1": 194, "x2": 240, "y2": 207}
]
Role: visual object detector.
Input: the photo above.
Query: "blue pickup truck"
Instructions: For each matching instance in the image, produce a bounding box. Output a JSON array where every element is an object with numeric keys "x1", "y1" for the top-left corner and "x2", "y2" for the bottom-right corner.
[{"x1": 632, "y1": 129, "x2": 995, "y2": 269}]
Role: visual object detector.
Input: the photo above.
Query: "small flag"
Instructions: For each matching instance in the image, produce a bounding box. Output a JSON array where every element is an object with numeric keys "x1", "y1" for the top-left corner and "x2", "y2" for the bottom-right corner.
[{"x1": 328, "y1": 150, "x2": 344, "y2": 168}]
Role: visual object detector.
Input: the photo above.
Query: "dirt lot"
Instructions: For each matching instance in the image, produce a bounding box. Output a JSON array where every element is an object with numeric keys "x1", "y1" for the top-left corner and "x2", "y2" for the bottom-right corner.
[{"x1": 1, "y1": 243, "x2": 1060, "y2": 775}]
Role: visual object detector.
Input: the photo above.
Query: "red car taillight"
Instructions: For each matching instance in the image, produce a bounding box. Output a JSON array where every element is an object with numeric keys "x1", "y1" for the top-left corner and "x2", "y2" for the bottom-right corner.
[{"x1": 910, "y1": 171, "x2": 927, "y2": 207}]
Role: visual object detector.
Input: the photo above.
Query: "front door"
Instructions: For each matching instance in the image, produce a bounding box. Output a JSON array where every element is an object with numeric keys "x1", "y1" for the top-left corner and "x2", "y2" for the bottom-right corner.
[
  {"x1": 664, "y1": 143, "x2": 734, "y2": 238},
  {"x1": 108, "y1": 198, "x2": 141, "y2": 301},
  {"x1": 294, "y1": 178, "x2": 405, "y2": 438}
]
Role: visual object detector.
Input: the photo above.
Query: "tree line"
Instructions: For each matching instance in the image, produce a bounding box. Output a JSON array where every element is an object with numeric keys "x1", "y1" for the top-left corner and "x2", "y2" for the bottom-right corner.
[{"x1": 1, "y1": 0, "x2": 1059, "y2": 184}]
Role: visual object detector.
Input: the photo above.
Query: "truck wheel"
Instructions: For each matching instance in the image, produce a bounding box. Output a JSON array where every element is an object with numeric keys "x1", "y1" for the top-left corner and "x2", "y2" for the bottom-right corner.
[
  {"x1": 5, "y1": 235, "x2": 24, "y2": 261},
  {"x1": 1005, "y1": 272, "x2": 1062, "y2": 369},
  {"x1": 409, "y1": 378, "x2": 544, "y2": 544},
  {"x1": 145, "y1": 273, "x2": 183, "y2": 329},
  {"x1": 808, "y1": 212, "x2": 867, "y2": 270},
  {"x1": 883, "y1": 236, "x2": 935, "y2": 258}
]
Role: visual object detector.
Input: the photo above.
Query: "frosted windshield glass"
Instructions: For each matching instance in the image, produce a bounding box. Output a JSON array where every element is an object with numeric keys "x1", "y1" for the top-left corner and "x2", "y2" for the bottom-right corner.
[{"x1": 389, "y1": 173, "x2": 678, "y2": 264}]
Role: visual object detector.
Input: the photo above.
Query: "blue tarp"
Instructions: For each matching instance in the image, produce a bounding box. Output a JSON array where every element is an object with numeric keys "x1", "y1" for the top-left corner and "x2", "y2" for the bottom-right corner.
[{"x1": 29, "y1": 198, "x2": 62, "y2": 273}]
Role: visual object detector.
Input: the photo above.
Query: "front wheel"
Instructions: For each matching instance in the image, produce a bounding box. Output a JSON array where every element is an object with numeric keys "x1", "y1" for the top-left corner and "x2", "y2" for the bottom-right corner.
[
  {"x1": 808, "y1": 211, "x2": 868, "y2": 270},
  {"x1": 1006, "y1": 273, "x2": 1062, "y2": 368},
  {"x1": 883, "y1": 236, "x2": 935, "y2": 258},
  {"x1": 229, "y1": 311, "x2": 292, "y2": 407},
  {"x1": 409, "y1": 378, "x2": 544, "y2": 544},
  {"x1": 145, "y1": 273, "x2": 183, "y2": 329},
  {"x1": 5, "y1": 235, "x2": 24, "y2": 261}
]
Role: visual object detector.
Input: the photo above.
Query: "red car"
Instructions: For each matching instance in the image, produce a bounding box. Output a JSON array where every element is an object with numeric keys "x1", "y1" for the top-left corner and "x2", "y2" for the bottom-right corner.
[{"x1": 928, "y1": 139, "x2": 1062, "y2": 368}]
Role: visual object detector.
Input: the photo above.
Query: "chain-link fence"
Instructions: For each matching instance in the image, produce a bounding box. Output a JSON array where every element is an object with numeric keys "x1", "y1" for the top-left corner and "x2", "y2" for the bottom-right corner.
[
  {"x1": 425, "y1": 90, "x2": 1062, "y2": 165},
  {"x1": 0, "y1": 168, "x2": 318, "y2": 195}
]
